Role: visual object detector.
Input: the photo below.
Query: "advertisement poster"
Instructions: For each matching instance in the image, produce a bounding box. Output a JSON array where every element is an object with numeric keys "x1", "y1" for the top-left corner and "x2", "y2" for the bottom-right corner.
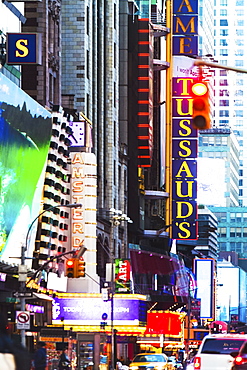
[{"x1": 0, "y1": 73, "x2": 52, "y2": 263}]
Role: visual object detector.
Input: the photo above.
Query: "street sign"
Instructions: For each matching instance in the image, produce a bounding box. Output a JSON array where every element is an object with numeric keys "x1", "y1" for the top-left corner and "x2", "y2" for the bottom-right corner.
[
  {"x1": 16, "y1": 311, "x2": 30, "y2": 330},
  {"x1": 12, "y1": 291, "x2": 33, "y2": 298}
]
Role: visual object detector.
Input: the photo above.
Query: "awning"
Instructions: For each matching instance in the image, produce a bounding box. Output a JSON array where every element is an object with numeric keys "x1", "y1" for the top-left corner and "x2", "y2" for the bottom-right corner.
[{"x1": 130, "y1": 250, "x2": 180, "y2": 275}]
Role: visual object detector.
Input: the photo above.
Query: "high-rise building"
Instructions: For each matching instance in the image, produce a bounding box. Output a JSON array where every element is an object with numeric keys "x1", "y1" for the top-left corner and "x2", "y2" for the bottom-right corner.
[{"x1": 214, "y1": 0, "x2": 247, "y2": 206}]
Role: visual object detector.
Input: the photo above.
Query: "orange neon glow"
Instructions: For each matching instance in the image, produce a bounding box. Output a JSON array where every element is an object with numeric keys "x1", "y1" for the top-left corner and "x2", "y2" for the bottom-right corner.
[
  {"x1": 138, "y1": 89, "x2": 149, "y2": 92},
  {"x1": 138, "y1": 77, "x2": 149, "y2": 80},
  {"x1": 138, "y1": 65, "x2": 149, "y2": 68},
  {"x1": 138, "y1": 100, "x2": 149, "y2": 104},
  {"x1": 138, "y1": 136, "x2": 149, "y2": 140},
  {"x1": 138, "y1": 112, "x2": 149, "y2": 116}
]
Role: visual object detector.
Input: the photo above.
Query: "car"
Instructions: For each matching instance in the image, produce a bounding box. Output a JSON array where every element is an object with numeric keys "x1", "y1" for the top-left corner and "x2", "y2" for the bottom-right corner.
[
  {"x1": 231, "y1": 340, "x2": 247, "y2": 370},
  {"x1": 193, "y1": 333, "x2": 247, "y2": 370},
  {"x1": 129, "y1": 353, "x2": 169, "y2": 370}
]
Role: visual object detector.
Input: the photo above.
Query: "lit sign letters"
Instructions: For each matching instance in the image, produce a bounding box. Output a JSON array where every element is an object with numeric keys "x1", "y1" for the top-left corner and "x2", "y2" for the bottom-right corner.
[
  {"x1": 172, "y1": 78, "x2": 198, "y2": 240},
  {"x1": 173, "y1": 0, "x2": 198, "y2": 56}
]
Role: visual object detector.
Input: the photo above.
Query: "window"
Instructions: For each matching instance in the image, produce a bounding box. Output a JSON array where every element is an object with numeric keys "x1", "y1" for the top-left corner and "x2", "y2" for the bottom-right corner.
[
  {"x1": 235, "y1": 60, "x2": 244, "y2": 66},
  {"x1": 236, "y1": 228, "x2": 241, "y2": 237},
  {"x1": 243, "y1": 228, "x2": 247, "y2": 238},
  {"x1": 220, "y1": 70, "x2": 227, "y2": 76},
  {"x1": 219, "y1": 242, "x2": 226, "y2": 251},
  {"x1": 219, "y1": 120, "x2": 229, "y2": 125},
  {"x1": 220, "y1": 9, "x2": 227, "y2": 15},
  {"x1": 219, "y1": 89, "x2": 229, "y2": 96},
  {"x1": 236, "y1": 29, "x2": 244, "y2": 36},
  {"x1": 235, "y1": 49, "x2": 244, "y2": 56},
  {"x1": 236, "y1": 10, "x2": 244, "y2": 16},
  {"x1": 235, "y1": 39, "x2": 244, "y2": 46},
  {"x1": 220, "y1": 100, "x2": 229, "y2": 106},
  {"x1": 220, "y1": 49, "x2": 228, "y2": 56},
  {"x1": 220, "y1": 80, "x2": 228, "y2": 86},
  {"x1": 219, "y1": 227, "x2": 226, "y2": 237},
  {"x1": 236, "y1": 20, "x2": 244, "y2": 26},
  {"x1": 220, "y1": 29, "x2": 228, "y2": 36},
  {"x1": 235, "y1": 110, "x2": 243, "y2": 117},
  {"x1": 220, "y1": 39, "x2": 228, "y2": 46},
  {"x1": 220, "y1": 20, "x2": 228, "y2": 26},
  {"x1": 236, "y1": 79, "x2": 243, "y2": 85},
  {"x1": 234, "y1": 100, "x2": 243, "y2": 106},
  {"x1": 219, "y1": 110, "x2": 229, "y2": 117},
  {"x1": 220, "y1": 0, "x2": 228, "y2": 5},
  {"x1": 235, "y1": 90, "x2": 243, "y2": 96},
  {"x1": 230, "y1": 228, "x2": 236, "y2": 237}
]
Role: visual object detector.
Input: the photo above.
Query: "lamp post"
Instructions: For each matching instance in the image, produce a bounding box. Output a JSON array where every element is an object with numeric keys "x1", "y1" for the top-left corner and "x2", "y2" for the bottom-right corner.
[
  {"x1": 108, "y1": 208, "x2": 133, "y2": 370},
  {"x1": 19, "y1": 202, "x2": 82, "y2": 346}
]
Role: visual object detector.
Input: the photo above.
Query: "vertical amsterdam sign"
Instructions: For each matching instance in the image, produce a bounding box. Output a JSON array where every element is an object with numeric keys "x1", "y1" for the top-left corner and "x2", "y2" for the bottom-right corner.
[
  {"x1": 173, "y1": 0, "x2": 198, "y2": 56},
  {"x1": 172, "y1": 77, "x2": 198, "y2": 240}
]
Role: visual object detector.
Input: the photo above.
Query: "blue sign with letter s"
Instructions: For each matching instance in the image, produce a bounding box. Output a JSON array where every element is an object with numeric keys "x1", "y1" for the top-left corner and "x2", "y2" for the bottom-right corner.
[{"x1": 7, "y1": 33, "x2": 41, "y2": 65}]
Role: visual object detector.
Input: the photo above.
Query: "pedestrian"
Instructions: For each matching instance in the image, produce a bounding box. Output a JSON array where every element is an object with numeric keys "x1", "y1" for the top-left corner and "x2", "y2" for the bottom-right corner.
[
  {"x1": 58, "y1": 347, "x2": 71, "y2": 369},
  {"x1": 0, "y1": 312, "x2": 31, "y2": 370},
  {"x1": 33, "y1": 341, "x2": 47, "y2": 370}
]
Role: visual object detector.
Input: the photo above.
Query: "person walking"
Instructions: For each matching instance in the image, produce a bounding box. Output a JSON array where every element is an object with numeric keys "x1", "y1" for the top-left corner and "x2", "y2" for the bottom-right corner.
[
  {"x1": 33, "y1": 341, "x2": 47, "y2": 370},
  {"x1": 58, "y1": 348, "x2": 71, "y2": 370}
]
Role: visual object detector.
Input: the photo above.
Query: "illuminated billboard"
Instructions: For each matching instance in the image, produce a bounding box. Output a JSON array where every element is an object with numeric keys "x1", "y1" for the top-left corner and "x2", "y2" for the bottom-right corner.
[
  {"x1": 217, "y1": 264, "x2": 246, "y2": 323},
  {"x1": 0, "y1": 73, "x2": 52, "y2": 263},
  {"x1": 52, "y1": 295, "x2": 146, "y2": 326},
  {"x1": 194, "y1": 259, "x2": 214, "y2": 319}
]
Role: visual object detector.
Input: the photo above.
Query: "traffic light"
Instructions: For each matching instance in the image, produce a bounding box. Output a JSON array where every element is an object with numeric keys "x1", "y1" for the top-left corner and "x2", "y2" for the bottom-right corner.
[
  {"x1": 76, "y1": 258, "x2": 86, "y2": 277},
  {"x1": 65, "y1": 258, "x2": 77, "y2": 278},
  {"x1": 191, "y1": 80, "x2": 211, "y2": 130}
]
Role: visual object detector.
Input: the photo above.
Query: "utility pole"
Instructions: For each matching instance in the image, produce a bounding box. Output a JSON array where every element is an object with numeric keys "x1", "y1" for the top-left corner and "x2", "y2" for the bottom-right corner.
[
  {"x1": 108, "y1": 208, "x2": 133, "y2": 370},
  {"x1": 18, "y1": 203, "x2": 82, "y2": 347}
]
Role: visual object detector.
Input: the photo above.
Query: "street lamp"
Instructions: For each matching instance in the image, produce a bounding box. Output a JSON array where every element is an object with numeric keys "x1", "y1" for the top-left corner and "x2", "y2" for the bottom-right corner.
[
  {"x1": 108, "y1": 208, "x2": 133, "y2": 370},
  {"x1": 19, "y1": 202, "x2": 82, "y2": 346}
]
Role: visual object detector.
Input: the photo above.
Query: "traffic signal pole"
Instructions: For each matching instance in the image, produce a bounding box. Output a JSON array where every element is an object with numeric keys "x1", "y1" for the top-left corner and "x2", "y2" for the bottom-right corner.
[{"x1": 194, "y1": 59, "x2": 247, "y2": 74}]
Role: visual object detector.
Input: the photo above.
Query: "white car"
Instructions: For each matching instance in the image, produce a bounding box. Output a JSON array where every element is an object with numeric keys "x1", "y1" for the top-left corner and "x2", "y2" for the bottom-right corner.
[{"x1": 193, "y1": 334, "x2": 247, "y2": 370}]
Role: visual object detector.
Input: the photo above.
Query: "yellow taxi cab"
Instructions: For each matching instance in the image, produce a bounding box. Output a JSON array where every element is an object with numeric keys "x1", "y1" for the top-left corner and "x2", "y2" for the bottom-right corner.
[{"x1": 129, "y1": 353, "x2": 169, "y2": 370}]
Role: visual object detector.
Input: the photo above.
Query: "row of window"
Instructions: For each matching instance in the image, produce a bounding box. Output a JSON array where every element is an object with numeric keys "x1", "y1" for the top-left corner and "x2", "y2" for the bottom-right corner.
[
  {"x1": 215, "y1": 212, "x2": 247, "y2": 222},
  {"x1": 219, "y1": 110, "x2": 244, "y2": 117},
  {"x1": 219, "y1": 30, "x2": 244, "y2": 36},
  {"x1": 220, "y1": 80, "x2": 243, "y2": 86},
  {"x1": 218, "y1": 227, "x2": 247, "y2": 237},
  {"x1": 219, "y1": 0, "x2": 244, "y2": 5},
  {"x1": 219, "y1": 242, "x2": 247, "y2": 253},
  {"x1": 219, "y1": 90, "x2": 243, "y2": 96}
]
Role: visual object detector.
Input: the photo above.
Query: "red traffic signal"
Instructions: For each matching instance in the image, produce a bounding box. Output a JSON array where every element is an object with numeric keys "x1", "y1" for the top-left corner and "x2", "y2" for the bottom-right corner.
[
  {"x1": 65, "y1": 258, "x2": 77, "y2": 278},
  {"x1": 191, "y1": 80, "x2": 210, "y2": 130}
]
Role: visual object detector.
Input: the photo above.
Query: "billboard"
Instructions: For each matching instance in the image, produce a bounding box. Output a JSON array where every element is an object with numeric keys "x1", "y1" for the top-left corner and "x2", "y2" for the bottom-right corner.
[
  {"x1": 194, "y1": 259, "x2": 214, "y2": 319},
  {"x1": 0, "y1": 73, "x2": 52, "y2": 263},
  {"x1": 217, "y1": 265, "x2": 246, "y2": 323},
  {"x1": 52, "y1": 295, "x2": 146, "y2": 326}
]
